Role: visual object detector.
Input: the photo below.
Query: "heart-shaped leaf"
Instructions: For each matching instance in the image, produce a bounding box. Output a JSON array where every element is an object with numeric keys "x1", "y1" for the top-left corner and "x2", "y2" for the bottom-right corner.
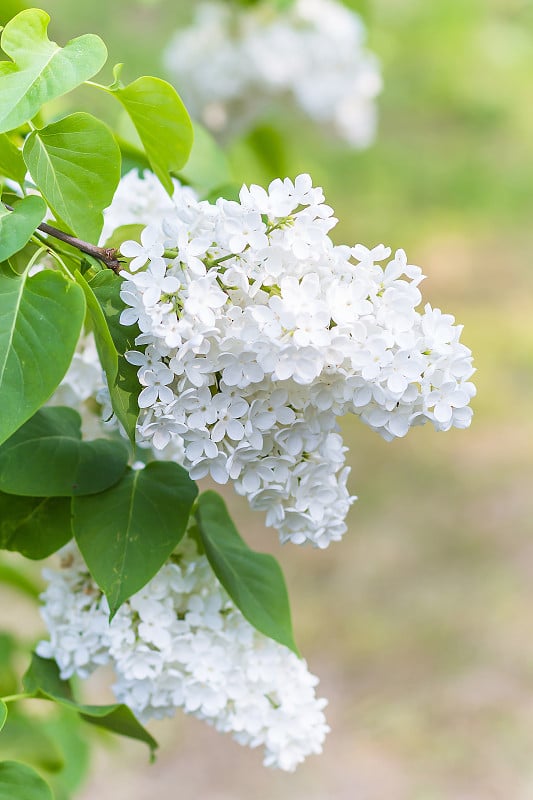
[
  {"x1": 73, "y1": 462, "x2": 198, "y2": 616},
  {"x1": 0, "y1": 269, "x2": 86, "y2": 446},
  {"x1": 0, "y1": 407, "x2": 128, "y2": 496},
  {"x1": 110, "y1": 77, "x2": 193, "y2": 194},
  {"x1": 0, "y1": 9, "x2": 107, "y2": 133},
  {"x1": 23, "y1": 112, "x2": 121, "y2": 243}
]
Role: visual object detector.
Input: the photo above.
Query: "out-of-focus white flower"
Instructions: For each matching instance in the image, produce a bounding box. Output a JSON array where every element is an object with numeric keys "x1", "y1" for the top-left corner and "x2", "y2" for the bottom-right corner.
[
  {"x1": 38, "y1": 541, "x2": 330, "y2": 772},
  {"x1": 164, "y1": 0, "x2": 382, "y2": 147}
]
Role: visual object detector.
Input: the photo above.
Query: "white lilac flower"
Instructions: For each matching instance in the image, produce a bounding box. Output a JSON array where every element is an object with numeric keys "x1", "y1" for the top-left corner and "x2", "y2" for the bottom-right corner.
[
  {"x1": 163, "y1": 0, "x2": 382, "y2": 147},
  {"x1": 55, "y1": 169, "x2": 475, "y2": 549},
  {"x1": 37, "y1": 541, "x2": 329, "y2": 772},
  {"x1": 114, "y1": 172, "x2": 475, "y2": 547}
]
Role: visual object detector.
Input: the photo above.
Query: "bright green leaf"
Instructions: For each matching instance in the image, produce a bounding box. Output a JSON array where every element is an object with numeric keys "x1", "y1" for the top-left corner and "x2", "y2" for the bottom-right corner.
[
  {"x1": 23, "y1": 655, "x2": 158, "y2": 757},
  {"x1": 0, "y1": 195, "x2": 46, "y2": 262},
  {"x1": 196, "y1": 491, "x2": 299, "y2": 655},
  {"x1": 0, "y1": 133, "x2": 25, "y2": 184},
  {"x1": 110, "y1": 77, "x2": 193, "y2": 194},
  {"x1": 0, "y1": 701, "x2": 6, "y2": 732},
  {"x1": 0, "y1": 761, "x2": 53, "y2": 800},
  {"x1": 73, "y1": 462, "x2": 198, "y2": 616},
  {"x1": 0, "y1": 406, "x2": 129, "y2": 496},
  {"x1": 0, "y1": 9, "x2": 107, "y2": 134},
  {"x1": 23, "y1": 112, "x2": 121, "y2": 243},
  {"x1": 0, "y1": 269, "x2": 85, "y2": 446},
  {"x1": 0, "y1": 492, "x2": 71, "y2": 558}
]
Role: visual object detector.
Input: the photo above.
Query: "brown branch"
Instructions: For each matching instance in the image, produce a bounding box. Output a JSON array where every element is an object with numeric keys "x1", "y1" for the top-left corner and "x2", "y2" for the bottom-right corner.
[{"x1": 3, "y1": 203, "x2": 122, "y2": 273}]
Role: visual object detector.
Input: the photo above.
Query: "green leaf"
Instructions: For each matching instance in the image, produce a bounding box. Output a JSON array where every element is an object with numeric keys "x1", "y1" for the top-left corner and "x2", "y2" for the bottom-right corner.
[
  {"x1": 0, "y1": 701, "x2": 6, "y2": 732},
  {"x1": 89, "y1": 270, "x2": 140, "y2": 442},
  {"x1": 177, "y1": 123, "x2": 233, "y2": 193},
  {"x1": 110, "y1": 77, "x2": 193, "y2": 194},
  {"x1": 23, "y1": 655, "x2": 158, "y2": 757},
  {"x1": 0, "y1": 133, "x2": 26, "y2": 184},
  {"x1": 0, "y1": 493, "x2": 71, "y2": 558},
  {"x1": 73, "y1": 462, "x2": 198, "y2": 615},
  {"x1": 0, "y1": 269, "x2": 85, "y2": 446},
  {"x1": 0, "y1": 406, "x2": 128, "y2": 496},
  {"x1": 0, "y1": 8, "x2": 107, "y2": 134},
  {"x1": 196, "y1": 491, "x2": 299, "y2": 655},
  {"x1": 0, "y1": 195, "x2": 46, "y2": 261},
  {"x1": 23, "y1": 112, "x2": 121, "y2": 243},
  {"x1": 0, "y1": 762, "x2": 53, "y2": 800}
]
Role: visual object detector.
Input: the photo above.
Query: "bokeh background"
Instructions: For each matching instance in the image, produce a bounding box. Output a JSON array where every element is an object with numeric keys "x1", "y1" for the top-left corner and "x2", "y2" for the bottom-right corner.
[{"x1": 2, "y1": 1, "x2": 533, "y2": 797}]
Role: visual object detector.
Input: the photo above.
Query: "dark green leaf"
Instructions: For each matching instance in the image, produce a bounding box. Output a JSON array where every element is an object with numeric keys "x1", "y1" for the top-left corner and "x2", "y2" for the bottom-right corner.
[
  {"x1": 73, "y1": 270, "x2": 117, "y2": 385},
  {"x1": 110, "y1": 77, "x2": 193, "y2": 194},
  {"x1": 0, "y1": 9, "x2": 107, "y2": 133},
  {"x1": 73, "y1": 462, "x2": 198, "y2": 615},
  {"x1": 0, "y1": 492, "x2": 71, "y2": 558},
  {"x1": 0, "y1": 406, "x2": 128, "y2": 496},
  {"x1": 0, "y1": 761, "x2": 53, "y2": 800},
  {"x1": 0, "y1": 195, "x2": 46, "y2": 261},
  {"x1": 23, "y1": 112, "x2": 121, "y2": 243},
  {"x1": 23, "y1": 655, "x2": 158, "y2": 757},
  {"x1": 89, "y1": 269, "x2": 137, "y2": 353},
  {"x1": 89, "y1": 270, "x2": 140, "y2": 442},
  {"x1": 0, "y1": 269, "x2": 86, "y2": 446},
  {"x1": 196, "y1": 491, "x2": 299, "y2": 654},
  {"x1": 0, "y1": 701, "x2": 6, "y2": 732},
  {"x1": 0, "y1": 133, "x2": 25, "y2": 184}
]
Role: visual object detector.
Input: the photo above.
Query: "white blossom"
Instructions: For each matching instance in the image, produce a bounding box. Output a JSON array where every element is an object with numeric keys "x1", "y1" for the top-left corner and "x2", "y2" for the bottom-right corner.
[
  {"x1": 56, "y1": 169, "x2": 475, "y2": 550},
  {"x1": 114, "y1": 172, "x2": 475, "y2": 547},
  {"x1": 38, "y1": 542, "x2": 329, "y2": 772}
]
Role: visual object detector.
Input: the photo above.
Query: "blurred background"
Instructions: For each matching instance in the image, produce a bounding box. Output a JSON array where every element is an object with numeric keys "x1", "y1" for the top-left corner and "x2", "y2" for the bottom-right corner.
[{"x1": 2, "y1": 0, "x2": 533, "y2": 797}]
